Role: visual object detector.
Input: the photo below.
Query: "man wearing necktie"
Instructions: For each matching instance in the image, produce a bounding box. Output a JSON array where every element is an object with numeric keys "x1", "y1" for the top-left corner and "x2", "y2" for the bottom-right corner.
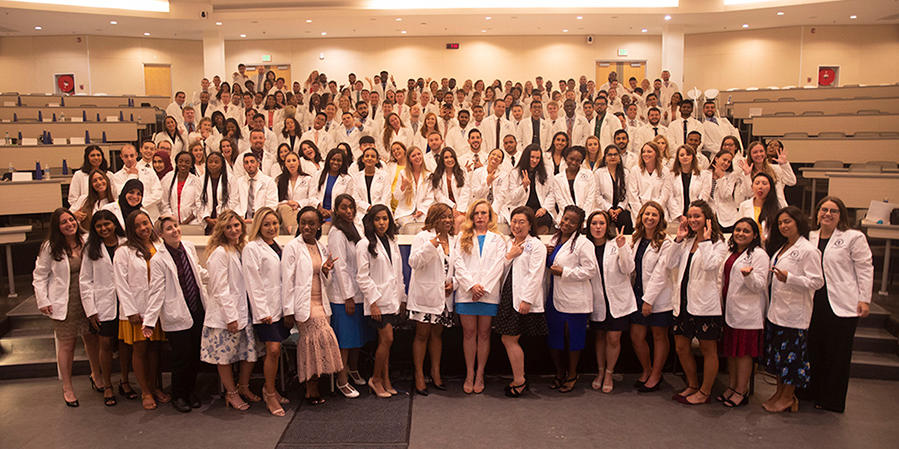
[
  {"x1": 563, "y1": 99, "x2": 577, "y2": 140},
  {"x1": 699, "y1": 100, "x2": 741, "y2": 155}
]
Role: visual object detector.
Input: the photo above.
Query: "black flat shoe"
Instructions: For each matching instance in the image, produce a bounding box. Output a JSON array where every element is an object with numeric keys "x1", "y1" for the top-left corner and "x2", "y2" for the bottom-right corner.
[
  {"x1": 415, "y1": 388, "x2": 429, "y2": 396},
  {"x1": 638, "y1": 381, "x2": 661, "y2": 393},
  {"x1": 172, "y1": 397, "x2": 192, "y2": 413},
  {"x1": 633, "y1": 379, "x2": 646, "y2": 389},
  {"x1": 65, "y1": 396, "x2": 79, "y2": 408},
  {"x1": 189, "y1": 393, "x2": 202, "y2": 409},
  {"x1": 306, "y1": 396, "x2": 326, "y2": 406},
  {"x1": 430, "y1": 381, "x2": 447, "y2": 391}
]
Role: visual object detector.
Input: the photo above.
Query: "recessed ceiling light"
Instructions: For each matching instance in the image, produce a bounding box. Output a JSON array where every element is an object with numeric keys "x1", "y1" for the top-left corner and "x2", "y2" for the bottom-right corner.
[
  {"x1": 401, "y1": 30, "x2": 407, "y2": 34},
  {"x1": 776, "y1": 11, "x2": 784, "y2": 16},
  {"x1": 110, "y1": 20, "x2": 118, "y2": 25},
  {"x1": 143, "y1": 32, "x2": 151, "y2": 36},
  {"x1": 485, "y1": 16, "x2": 491, "y2": 20},
  {"x1": 395, "y1": 17, "x2": 402, "y2": 21},
  {"x1": 481, "y1": 29, "x2": 486, "y2": 33},
  {"x1": 850, "y1": 15, "x2": 857, "y2": 19},
  {"x1": 215, "y1": 21, "x2": 222, "y2": 26},
  {"x1": 34, "y1": 26, "x2": 42, "y2": 30},
  {"x1": 240, "y1": 34, "x2": 246, "y2": 38},
  {"x1": 562, "y1": 29, "x2": 568, "y2": 33},
  {"x1": 641, "y1": 28, "x2": 648, "y2": 33},
  {"x1": 305, "y1": 19, "x2": 312, "y2": 23},
  {"x1": 321, "y1": 31, "x2": 327, "y2": 36},
  {"x1": 576, "y1": 16, "x2": 583, "y2": 20},
  {"x1": 742, "y1": 23, "x2": 749, "y2": 28},
  {"x1": 664, "y1": 15, "x2": 671, "y2": 21}
]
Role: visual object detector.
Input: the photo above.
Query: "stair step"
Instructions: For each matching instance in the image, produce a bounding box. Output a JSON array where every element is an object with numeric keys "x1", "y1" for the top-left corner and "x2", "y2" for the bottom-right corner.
[
  {"x1": 859, "y1": 302, "x2": 890, "y2": 329},
  {"x1": 0, "y1": 352, "x2": 91, "y2": 380},
  {"x1": 0, "y1": 328, "x2": 67, "y2": 355},
  {"x1": 4, "y1": 296, "x2": 56, "y2": 332},
  {"x1": 850, "y1": 351, "x2": 899, "y2": 380},
  {"x1": 853, "y1": 327, "x2": 899, "y2": 354}
]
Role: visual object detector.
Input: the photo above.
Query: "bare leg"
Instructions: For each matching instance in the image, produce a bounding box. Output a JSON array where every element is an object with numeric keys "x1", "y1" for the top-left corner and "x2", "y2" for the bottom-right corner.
[
  {"x1": 473, "y1": 316, "x2": 492, "y2": 392},
  {"x1": 501, "y1": 335, "x2": 525, "y2": 386},
  {"x1": 132, "y1": 341, "x2": 151, "y2": 397},
  {"x1": 57, "y1": 336, "x2": 77, "y2": 402},
  {"x1": 428, "y1": 325, "x2": 444, "y2": 386},
  {"x1": 371, "y1": 324, "x2": 393, "y2": 395},
  {"x1": 218, "y1": 363, "x2": 237, "y2": 392},
  {"x1": 674, "y1": 335, "x2": 699, "y2": 396},
  {"x1": 593, "y1": 331, "x2": 607, "y2": 388},
  {"x1": 81, "y1": 333, "x2": 102, "y2": 388},
  {"x1": 119, "y1": 341, "x2": 133, "y2": 386},
  {"x1": 734, "y1": 356, "x2": 753, "y2": 395},
  {"x1": 338, "y1": 348, "x2": 350, "y2": 386},
  {"x1": 644, "y1": 326, "x2": 669, "y2": 388},
  {"x1": 263, "y1": 342, "x2": 280, "y2": 395},
  {"x1": 460, "y1": 315, "x2": 477, "y2": 393},
  {"x1": 630, "y1": 324, "x2": 651, "y2": 383},
  {"x1": 98, "y1": 336, "x2": 115, "y2": 399},
  {"x1": 603, "y1": 331, "x2": 622, "y2": 391},
  {"x1": 412, "y1": 323, "x2": 432, "y2": 391},
  {"x1": 686, "y1": 339, "x2": 718, "y2": 404}
]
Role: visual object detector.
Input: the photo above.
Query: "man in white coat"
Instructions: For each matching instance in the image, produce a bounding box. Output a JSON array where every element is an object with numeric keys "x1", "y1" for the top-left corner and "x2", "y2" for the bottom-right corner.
[
  {"x1": 214, "y1": 91, "x2": 245, "y2": 128},
  {"x1": 666, "y1": 100, "x2": 703, "y2": 147},
  {"x1": 112, "y1": 143, "x2": 164, "y2": 220},
  {"x1": 332, "y1": 112, "x2": 365, "y2": 155},
  {"x1": 301, "y1": 112, "x2": 335, "y2": 152},
  {"x1": 632, "y1": 107, "x2": 670, "y2": 154},
  {"x1": 165, "y1": 91, "x2": 187, "y2": 126},
  {"x1": 445, "y1": 109, "x2": 472, "y2": 154},
  {"x1": 230, "y1": 152, "x2": 278, "y2": 221},
  {"x1": 481, "y1": 99, "x2": 516, "y2": 152},
  {"x1": 700, "y1": 100, "x2": 741, "y2": 156}
]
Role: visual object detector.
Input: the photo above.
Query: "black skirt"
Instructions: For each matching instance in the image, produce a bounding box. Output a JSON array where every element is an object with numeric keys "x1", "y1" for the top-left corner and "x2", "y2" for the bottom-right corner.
[{"x1": 494, "y1": 269, "x2": 548, "y2": 337}]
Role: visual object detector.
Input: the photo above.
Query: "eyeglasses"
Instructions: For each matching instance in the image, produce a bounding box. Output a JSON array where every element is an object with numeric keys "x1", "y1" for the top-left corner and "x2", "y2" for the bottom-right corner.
[{"x1": 819, "y1": 207, "x2": 840, "y2": 215}]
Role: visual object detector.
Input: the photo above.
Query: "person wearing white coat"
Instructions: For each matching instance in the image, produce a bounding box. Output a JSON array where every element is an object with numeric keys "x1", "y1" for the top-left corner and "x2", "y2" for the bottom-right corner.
[
  {"x1": 113, "y1": 210, "x2": 167, "y2": 410},
  {"x1": 545, "y1": 205, "x2": 596, "y2": 393},
  {"x1": 153, "y1": 116, "x2": 188, "y2": 157},
  {"x1": 143, "y1": 217, "x2": 208, "y2": 413},
  {"x1": 241, "y1": 208, "x2": 294, "y2": 414},
  {"x1": 68, "y1": 145, "x2": 113, "y2": 210},
  {"x1": 327, "y1": 196, "x2": 369, "y2": 395},
  {"x1": 407, "y1": 204, "x2": 457, "y2": 395},
  {"x1": 493, "y1": 206, "x2": 548, "y2": 397},
  {"x1": 392, "y1": 146, "x2": 433, "y2": 228},
  {"x1": 551, "y1": 146, "x2": 596, "y2": 228},
  {"x1": 356, "y1": 205, "x2": 406, "y2": 398},
  {"x1": 159, "y1": 152, "x2": 202, "y2": 224},
  {"x1": 34, "y1": 208, "x2": 101, "y2": 407},
  {"x1": 806, "y1": 197, "x2": 874, "y2": 413},
  {"x1": 427, "y1": 148, "x2": 472, "y2": 224},
  {"x1": 708, "y1": 150, "x2": 743, "y2": 233},
  {"x1": 275, "y1": 152, "x2": 315, "y2": 234},
  {"x1": 663, "y1": 145, "x2": 712, "y2": 224},
  {"x1": 668, "y1": 201, "x2": 728, "y2": 406},
  {"x1": 628, "y1": 142, "x2": 667, "y2": 214},
  {"x1": 282, "y1": 206, "x2": 344, "y2": 404},
  {"x1": 718, "y1": 218, "x2": 770, "y2": 408},
  {"x1": 628, "y1": 201, "x2": 675, "y2": 393},
  {"x1": 352, "y1": 149, "x2": 393, "y2": 214},
  {"x1": 763, "y1": 206, "x2": 825, "y2": 413},
  {"x1": 453, "y1": 199, "x2": 507, "y2": 394},
  {"x1": 194, "y1": 152, "x2": 234, "y2": 234},
  {"x1": 503, "y1": 144, "x2": 556, "y2": 233},
  {"x1": 738, "y1": 141, "x2": 797, "y2": 209},
  {"x1": 594, "y1": 145, "x2": 634, "y2": 233},
  {"x1": 467, "y1": 149, "x2": 508, "y2": 222},
  {"x1": 311, "y1": 149, "x2": 355, "y2": 221},
  {"x1": 586, "y1": 211, "x2": 637, "y2": 394},
  {"x1": 79, "y1": 210, "x2": 127, "y2": 406},
  {"x1": 201, "y1": 211, "x2": 262, "y2": 411}
]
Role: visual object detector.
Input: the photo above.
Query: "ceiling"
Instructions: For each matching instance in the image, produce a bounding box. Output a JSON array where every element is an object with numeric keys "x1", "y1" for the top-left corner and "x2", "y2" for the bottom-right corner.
[{"x1": 0, "y1": 0, "x2": 897, "y2": 40}]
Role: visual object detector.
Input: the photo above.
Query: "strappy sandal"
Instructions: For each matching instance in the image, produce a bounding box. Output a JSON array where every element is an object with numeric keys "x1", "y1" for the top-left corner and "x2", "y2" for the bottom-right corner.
[
  {"x1": 141, "y1": 393, "x2": 157, "y2": 410},
  {"x1": 103, "y1": 387, "x2": 117, "y2": 407},
  {"x1": 559, "y1": 375, "x2": 579, "y2": 393},
  {"x1": 263, "y1": 388, "x2": 285, "y2": 416},
  {"x1": 723, "y1": 391, "x2": 748, "y2": 408},
  {"x1": 716, "y1": 387, "x2": 736, "y2": 403},
  {"x1": 118, "y1": 381, "x2": 139, "y2": 400},
  {"x1": 549, "y1": 375, "x2": 565, "y2": 390},
  {"x1": 504, "y1": 380, "x2": 529, "y2": 398}
]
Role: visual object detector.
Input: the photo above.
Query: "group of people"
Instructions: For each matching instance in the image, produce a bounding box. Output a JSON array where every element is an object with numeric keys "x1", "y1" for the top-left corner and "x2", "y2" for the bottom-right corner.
[{"x1": 34, "y1": 68, "x2": 873, "y2": 417}]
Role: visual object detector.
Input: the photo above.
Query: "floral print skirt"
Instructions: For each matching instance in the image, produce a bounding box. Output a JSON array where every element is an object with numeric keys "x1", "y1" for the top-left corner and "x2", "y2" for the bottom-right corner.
[{"x1": 764, "y1": 321, "x2": 811, "y2": 388}]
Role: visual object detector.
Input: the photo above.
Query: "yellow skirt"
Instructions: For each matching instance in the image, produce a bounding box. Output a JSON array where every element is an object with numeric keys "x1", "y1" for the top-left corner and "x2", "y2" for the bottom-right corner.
[{"x1": 118, "y1": 320, "x2": 166, "y2": 344}]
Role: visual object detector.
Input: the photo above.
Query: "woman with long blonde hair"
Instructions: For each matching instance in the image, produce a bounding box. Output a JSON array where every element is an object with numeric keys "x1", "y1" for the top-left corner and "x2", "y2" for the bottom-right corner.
[{"x1": 392, "y1": 146, "x2": 432, "y2": 228}]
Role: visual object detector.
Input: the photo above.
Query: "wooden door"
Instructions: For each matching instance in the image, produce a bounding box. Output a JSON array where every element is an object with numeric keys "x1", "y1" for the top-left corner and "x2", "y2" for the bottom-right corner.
[
  {"x1": 246, "y1": 64, "x2": 292, "y2": 84},
  {"x1": 621, "y1": 61, "x2": 647, "y2": 85},
  {"x1": 143, "y1": 64, "x2": 172, "y2": 97},
  {"x1": 596, "y1": 61, "x2": 615, "y2": 86}
]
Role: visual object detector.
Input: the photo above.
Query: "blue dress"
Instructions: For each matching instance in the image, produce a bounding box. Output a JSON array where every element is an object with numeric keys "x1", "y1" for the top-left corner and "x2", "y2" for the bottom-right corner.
[
  {"x1": 545, "y1": 240, "x2": 589, "y2": 351},
  {"x1": 455, "y1": 234, "x2": 498, "y2": 317}
]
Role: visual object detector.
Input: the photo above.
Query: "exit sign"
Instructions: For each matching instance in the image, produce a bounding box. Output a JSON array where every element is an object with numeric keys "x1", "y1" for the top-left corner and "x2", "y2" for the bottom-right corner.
[
  {"x1": 262, "y1": 54, "x2": 272, "y2": 62},
  {"x1": 446, "y1": 43, "x2": 460, "y2": 49},
  {"x1": 618, "y1": 48, "x2": 628, "y2": 57}
]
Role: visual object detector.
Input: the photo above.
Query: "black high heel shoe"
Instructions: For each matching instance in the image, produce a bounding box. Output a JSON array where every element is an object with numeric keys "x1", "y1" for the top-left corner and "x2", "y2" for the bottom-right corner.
[
  {"x1": 118, "y1": 381, "x2": 139, "y2": 400},
  {"x1": 90, "y1": 376, "x2": 104, "y2": 394},
  {"x1": 504, "y1": 381, "x2": 529, "y2": 398},
  {"x1": 415, "y1": 387, "x2": 429, "y2": 396}
]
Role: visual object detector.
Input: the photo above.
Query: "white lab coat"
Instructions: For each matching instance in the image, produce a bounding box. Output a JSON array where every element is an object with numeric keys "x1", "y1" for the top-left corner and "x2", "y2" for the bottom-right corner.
[
  {"x1": 452, "y1": 231, "x2": 507, "y2": 305},
  {"x1": 627, "y1": 166, "x2": 665, "y2": 213},
  {"x1": 662, "y1": 170, "x2": 712, "y2": 222},
  {"x1": 710, "y1": 171, "x2": 743, "y2": 228},
  {"x1": 229, "y1": 172, "x2": 279, "y2": 218},
  {"x1": 666, "y1": 116, "x2": 703, "y2": 147},
  {"x1": 282, "y1": 238, "x2": 333, "y2": 323},
  {"x1": 112, "y1": 165, "x2": 164, "y2": 220},
  {"x1": 668, "y1": 237, "x2": 727, "y2": 317},
  {"x1": 589, "y1": 241, "x2": 637, "y2": 321},
  {"x1": 501, "y1": 169, "x2": 556, "y2": 224},
  {"x1": 300, "y1": 128, "x2": 334, "y2": 155},
  {"x1": 767, "y1": 237, "x2": 825, "y2": 329},
  {"x1": 352, "y1": 168, "x2": 392, "y2": 212},
  {"x1": 277, "y1": 173, "x2": 316, "y2": 208},
  {"x1": 327, "y1": 225, "x2": 364, "y2": 304},
  {"x1": 547, "y1": 235, "x2": 598, "y2": 314},
  {"x1": 204, "y1": 246, "x2": 249, "y2": 330},
  {"x1": 194, "y1": 173, "x2": 234, "y2": 221},
  {"x1": 144, "y1": 241, "x2": 208, "y2": 331},
  {"x1": 502, "y1": 235, "x2": 547, "y2": 313},
  {"x1": 356, "y1": 237, "x2": 406, "y2": 315},
  {"x1": 68, "y1": 169, "x2": 115, "y2": 209},
  {"x1": 32, "y1": 242, "x2": 78, "y2": 321},
  {"x1": 153, "y1": 131, "x2": 187, "y2": 156},
  {"x1": 594, "y1": 166, "x2": 631, "y2": 213},
  {"x1": 392, "y1": 170, "x2": 433, "y2": 223},
  {"x1": 310, "y1": 171, "x2": 354, "y2": 211},
  {"x1": 809, "y1": 229, "x2": 874, "y2": 317},
  {"x1": 427, "y1": 173, "x2": 471, "y2": 213},
  {"x1": 113, "y1": 245, "x2": 157, "y2": 319},
  {"x1": 467, "y1": 166, "x2": 507, "y2": 218},
  {"x1": 480, "y1": 115, "x2": 517, "y2": 151},
  {"x1": 407, "y1": 231, "x2": 456, "y2": 314},
  {"x1": 242, "y1": 238, "x2": 283, "y2": 324},
  {"x1": 739, "y1": 163, "x2": 797, "y2": 209},
  {"x1": 79, "y1": 237, "x2": 126, "y2": 321},
  {"x1": 551, "y1": 169, "x2": 597, "y2": 224},
  {"x1": 159, "y1": 172, "x2": 202, "y2": 224},
  {"x1": 722, "y1": 246, "x2": 770, "y2": 330},
  {"x1": 634, "y1": 238, "x2": 675, "y2": 313}
]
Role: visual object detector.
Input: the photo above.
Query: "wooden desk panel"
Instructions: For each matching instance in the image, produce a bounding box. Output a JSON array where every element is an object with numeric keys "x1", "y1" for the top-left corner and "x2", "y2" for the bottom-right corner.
[
  {"x1": 0, "y1": 144, "x2": 118, "y2": 169},
  {"x1": 0, "y1": 121, "x2": 139, "y2": 142},
  {"x1": 0, "y1": 94, "x2": 169, "y2": 109},
  {"x1": 827, "y1": 173, "x2": 899, "y2": 208},
  {"x1": 781, "y1": 138, "x2": 899, "y2": 163},
  {"x1": 0, "y1": 180, "x2": 63, "y2": 215},
  {"x1": 731, "y1": 98, "x2": 899, "y2": 119},
  {"x1": 725, "y1": 85, "x2": 899, "y2": 104},
  {"x1": 752, "y1": 114, "x2": 899, "y2": 137},
  {"x1": 0, "y1": 106, "x2": 159, "y2": 124}
]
